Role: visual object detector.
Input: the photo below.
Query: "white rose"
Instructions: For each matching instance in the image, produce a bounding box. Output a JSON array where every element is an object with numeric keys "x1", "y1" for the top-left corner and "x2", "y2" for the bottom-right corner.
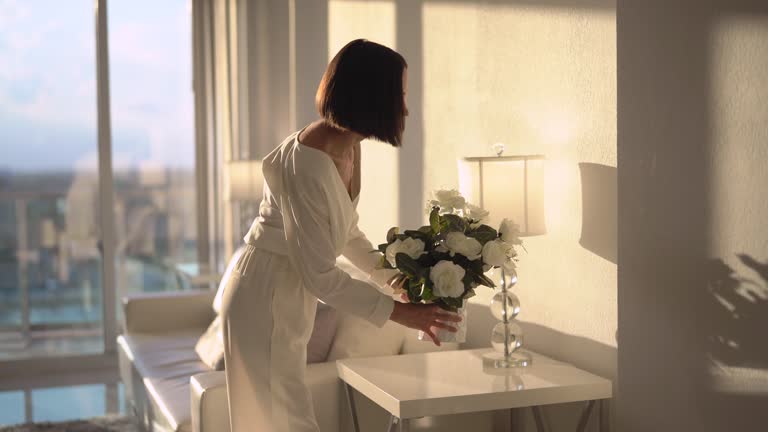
[
  {"x1": 499, "y1": 218, "x2": 523, "y2": 245},
  {"x1": 465, "y1": 203, "x2": 489, "y2": 222},
  {"x1": 430, "y1": 260, "x2": 466, "y2": 298},
  {"x1": 482, "y1": 239, "x2": 512, "y2": 267},
  {"x1": 432, "y1": 189, "x2": 467, "y2": 213},
  {"x1": 444, "y1": 232, "x2": 482, "y2": 260},
  {"x1": 385, "y1": 237, "x2": 426, "y2": 267}
]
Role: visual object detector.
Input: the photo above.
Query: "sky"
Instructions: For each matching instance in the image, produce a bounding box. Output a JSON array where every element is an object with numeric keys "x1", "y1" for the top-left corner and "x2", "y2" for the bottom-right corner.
[{"x1": 0, "y1": 0, "x2": 194, "y2": 173}]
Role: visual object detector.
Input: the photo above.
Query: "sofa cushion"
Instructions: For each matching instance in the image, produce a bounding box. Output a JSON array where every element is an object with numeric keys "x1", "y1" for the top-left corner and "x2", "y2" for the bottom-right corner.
[
  {"x1": 308, "y1": 301, "x2": 339, "y2": 363},
  {"x1": 119, "y1": 330, "x2": 210, "y2": 432},
  {"x1": 326, "y1": 311, "x2": 405, "y2": 361},
  {"x1": 195, "y1": 315, "x2": 224, "y2": 370}
]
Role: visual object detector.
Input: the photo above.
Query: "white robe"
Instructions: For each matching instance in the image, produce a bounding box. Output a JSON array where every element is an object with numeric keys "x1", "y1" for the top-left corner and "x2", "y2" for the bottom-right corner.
[{"x1": 219, "y1": 130, "x2": 396, "y2": 432}]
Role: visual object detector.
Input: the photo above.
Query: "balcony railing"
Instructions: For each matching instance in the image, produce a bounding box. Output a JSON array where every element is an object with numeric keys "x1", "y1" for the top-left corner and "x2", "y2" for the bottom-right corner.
[{"x1": 0, "y1": 176, "x2": 199, "y2": 360}]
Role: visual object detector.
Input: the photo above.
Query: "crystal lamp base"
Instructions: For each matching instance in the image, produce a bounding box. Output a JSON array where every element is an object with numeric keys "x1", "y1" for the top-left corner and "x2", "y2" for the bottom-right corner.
[{"x1": 482, "y1": 350, "x2": 533, "y2": 369}]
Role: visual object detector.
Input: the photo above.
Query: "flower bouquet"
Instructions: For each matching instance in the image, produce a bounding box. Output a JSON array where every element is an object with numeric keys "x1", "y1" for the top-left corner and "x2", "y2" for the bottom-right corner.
[{"x1": 376, "y1": 189, "x2": 523, "y2": 342}]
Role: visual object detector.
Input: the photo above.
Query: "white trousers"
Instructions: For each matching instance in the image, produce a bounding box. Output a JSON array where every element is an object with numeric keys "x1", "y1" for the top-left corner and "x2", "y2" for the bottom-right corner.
[{"x1": 220, "y1": 245, "x2": 320, "y2": 432}]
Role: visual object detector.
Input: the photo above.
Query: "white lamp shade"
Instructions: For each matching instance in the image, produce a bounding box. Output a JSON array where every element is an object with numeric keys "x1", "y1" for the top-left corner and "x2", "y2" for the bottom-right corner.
[
  {"x1": 224, "y1": 160, "x2": 264, "y2": 201},
  {"x1": 459, "y1": 155, "x2": 546, "y2": 236}
]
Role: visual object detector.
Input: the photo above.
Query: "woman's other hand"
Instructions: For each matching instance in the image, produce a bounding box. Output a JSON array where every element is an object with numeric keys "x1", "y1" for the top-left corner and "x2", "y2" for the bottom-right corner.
[{"x1": 389, "y1": 302, "x2": 462, "y2": 346}]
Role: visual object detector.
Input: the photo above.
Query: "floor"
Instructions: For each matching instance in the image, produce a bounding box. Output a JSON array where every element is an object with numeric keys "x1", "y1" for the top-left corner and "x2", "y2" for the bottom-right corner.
[{"x1": 0, "y1": 371, "x2": 125, "y2": 427}]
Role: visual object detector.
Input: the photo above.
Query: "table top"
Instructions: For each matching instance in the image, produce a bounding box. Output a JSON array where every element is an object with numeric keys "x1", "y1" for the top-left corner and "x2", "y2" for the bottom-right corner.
[{"x1": 336, "y1": 348, "x2": 612, "y2": 419}]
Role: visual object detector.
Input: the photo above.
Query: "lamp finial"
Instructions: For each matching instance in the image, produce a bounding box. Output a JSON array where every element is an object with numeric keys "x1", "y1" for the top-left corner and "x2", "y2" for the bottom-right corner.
[{"x1": 492, "y1": 142, "x2": 506, "y2": 157}]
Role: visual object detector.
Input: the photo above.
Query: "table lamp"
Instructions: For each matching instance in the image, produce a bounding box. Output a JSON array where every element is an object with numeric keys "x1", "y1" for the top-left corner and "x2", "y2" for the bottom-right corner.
[{"x1": 459, "y1": 146, "x2": 545, "y2": 368}]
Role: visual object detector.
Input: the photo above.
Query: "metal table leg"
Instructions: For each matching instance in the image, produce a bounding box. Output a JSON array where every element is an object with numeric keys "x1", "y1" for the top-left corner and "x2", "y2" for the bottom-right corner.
[
  {"x1": 386, "y1": 416, "x2": 410, "y2": 432},
  {"x1": 531, "y1": 405, "x2": 546, "y2": 432},
  {"x1": 398, "y1": 417, "x2": 410, "y2": 432},
  {"x1": 576, "y1": 400, "x2": 597, "y2": 432},
  {"x1": 599, "y1": 399, "x2": 609, "y2": 432},
  {"x1": 344, "y1": 383, "x2": 360, "y2": 432}
]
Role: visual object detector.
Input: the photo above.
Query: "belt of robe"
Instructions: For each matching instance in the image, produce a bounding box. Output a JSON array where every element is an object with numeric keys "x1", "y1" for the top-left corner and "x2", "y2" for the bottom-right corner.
[{"x1": 242, "y1": 200, "x2": 289, "y2": 256}]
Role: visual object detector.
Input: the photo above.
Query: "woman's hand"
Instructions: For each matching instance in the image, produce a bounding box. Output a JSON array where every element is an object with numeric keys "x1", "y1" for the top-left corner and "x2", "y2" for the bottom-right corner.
[
  {"x1": 389, "y1": 302, "x2": 462, "y2": 346},
  {"x1": 386, "y1": 273, "x2": 409, "y2": 301}
]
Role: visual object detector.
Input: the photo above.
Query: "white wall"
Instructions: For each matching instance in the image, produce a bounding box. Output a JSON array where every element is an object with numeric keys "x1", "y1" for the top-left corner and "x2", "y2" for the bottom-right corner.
[
  {"x1": 422, "y1": 4, "x2": 617, "y2": 431},
  {"x1": 328, "y1": 1, "x2": 617, "y2": 431},
  {"x1": 617, "y1": 0, "x2": 768, "y2": 430},
  {"x1": 239, "y1": 0, "x2": 768, "y2": 429},
  {"x1": 327, "y1": 1, "x2": 401, "y2": 244}
]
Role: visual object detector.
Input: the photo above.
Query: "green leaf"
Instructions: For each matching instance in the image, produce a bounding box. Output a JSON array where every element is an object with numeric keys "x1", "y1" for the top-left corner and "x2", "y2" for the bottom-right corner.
[
  {"x1": 386, "y1": 227, "x2": 400, "y2": 243},
  {"x1": 441, "y1": 214, "x2": 467, "y2": 233},
  {"x1": 430, "y1": 250, "x2": 452, "y2": 263},
  {"x1": 462, "y1": 267, "x2": 495, "y2": 289},
  {"x1": 418, "y1": 225, "x2": 433, "y2": 234},
  {"x1": 440, "y1": 296, "x2": 464, "y2": 311},
  {"x1": 468, "y1": 258, "x2": 485, "y2": 275},
  {"x1": 429, "y1": 208, "x2": 441, "y2": 234},
  {"x1": 395, "y1": 253, "x2": 425, "y2": 279},
  {"x1": 476, "y1": 272, "x2": 496, "y2": 288},
  {"x1": 406, "y1": 279, "x2": 423, "y2": 303},
  {"x1": 467, "y1": 224, "x2": 498, "y2": 245},
  {"x1": 378, "y1": 255, "x2": 393, "y2": 270},
  {"x1": 417, "y1": 253, "x2": 438, "y2": 269},
  {"x1": 421, "y1": 285, "x2": 435, "y2": 301},
  {"x1": 377, "y1": 243, "x2": 389, "y2": 254},
  {"x1": 404, "y1": 230, "x2": 430, "y2": 242}
]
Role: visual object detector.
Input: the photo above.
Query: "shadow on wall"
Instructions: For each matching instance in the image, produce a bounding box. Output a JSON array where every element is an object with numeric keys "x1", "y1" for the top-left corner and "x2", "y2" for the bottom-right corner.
[
  {"x1": 464, "y1": 301, "x2": 617, "y2": 381},
  {"x1": 579, "y1": 163, "x2": 616, "y2": 264},
  {"x1": 700, "y1": 254, "x2": 768, "y2": 430},
  {"x1": 705, "y1": 254, "x2": 768, "y2": 369}
]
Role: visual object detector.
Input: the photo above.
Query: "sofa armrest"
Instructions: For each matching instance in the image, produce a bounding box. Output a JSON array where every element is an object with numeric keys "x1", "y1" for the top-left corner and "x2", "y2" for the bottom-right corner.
[
  {"x1": 191, "y1": 371, "x2": 230, "y2": 432},
  {"x1": 306, "y1": 362, "x2": 342, "y2": 432},
  {"x1": 122, "y1": 290, "x2": 216, "y2": 334}
]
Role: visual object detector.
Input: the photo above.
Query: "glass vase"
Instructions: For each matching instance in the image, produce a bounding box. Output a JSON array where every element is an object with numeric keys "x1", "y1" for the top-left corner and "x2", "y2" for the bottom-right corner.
[{"x1": 417, "y1": 300, "x2": 467, "y2": 343}]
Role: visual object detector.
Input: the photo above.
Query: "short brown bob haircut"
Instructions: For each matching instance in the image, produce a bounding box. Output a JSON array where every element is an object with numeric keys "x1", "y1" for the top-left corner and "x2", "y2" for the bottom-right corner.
[{"x1": 316, "y1": 39, "x2": 408, "y2": 147}]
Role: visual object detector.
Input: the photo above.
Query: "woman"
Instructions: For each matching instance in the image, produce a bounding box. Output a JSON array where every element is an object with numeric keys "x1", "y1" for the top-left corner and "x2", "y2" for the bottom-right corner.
[{"x1": 219, "y1": 39, "x2": 461, "y2": 432}]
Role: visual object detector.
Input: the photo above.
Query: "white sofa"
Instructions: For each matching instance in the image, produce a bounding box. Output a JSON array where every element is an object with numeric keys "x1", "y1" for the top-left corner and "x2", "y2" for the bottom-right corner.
[{"x1": 117, "y1": 268, "x2": 496, "y2": 432}]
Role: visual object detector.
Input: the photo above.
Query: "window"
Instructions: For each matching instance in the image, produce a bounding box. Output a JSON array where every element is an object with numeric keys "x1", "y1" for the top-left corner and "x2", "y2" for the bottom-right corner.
[
  {"x1": 108, "y1": 0, "x2": 197, "y2": 299},
  {"x1": 0, "y1": 0, "x2": 104, "y2": 359},
  {"x1": 0, "y1": 0, "x2": 199, "y2": 362}
]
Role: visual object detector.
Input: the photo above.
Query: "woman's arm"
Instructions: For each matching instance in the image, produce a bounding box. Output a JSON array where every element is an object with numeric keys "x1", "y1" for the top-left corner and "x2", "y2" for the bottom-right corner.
[
  {"x1": 279, "y1": 170, "x2": 394, "y2": 327},
  {"x1": 342, "y1": 222, "x2": 399, "y2": 289}
]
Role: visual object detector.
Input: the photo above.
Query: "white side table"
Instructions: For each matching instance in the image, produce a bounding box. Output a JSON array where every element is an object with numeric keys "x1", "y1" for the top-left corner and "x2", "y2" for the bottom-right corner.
[{"x1": 336, "y1": 348, "x2": 612, "y2": 432}]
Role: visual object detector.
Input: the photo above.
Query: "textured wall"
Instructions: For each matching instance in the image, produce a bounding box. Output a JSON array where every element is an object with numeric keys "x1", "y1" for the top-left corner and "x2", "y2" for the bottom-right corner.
[
  {"x1": 328, "y1": 1, "x2": 400, "y2": 244},
  {"x1": 418, "y1": 1, "x2": 617, "y2": 344},
  {"x1": 617, "y1": 1, "x2": 768, "y2": 431},
  {"x1": 710, "y1": 16, "x2": 768, "y2": 267},
  {"x1": 328, "y1": 1, "x2": 617, "y2": 431},
  {"x1": 421, "y1": 4, "x2": 617, "y2": 431}
]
